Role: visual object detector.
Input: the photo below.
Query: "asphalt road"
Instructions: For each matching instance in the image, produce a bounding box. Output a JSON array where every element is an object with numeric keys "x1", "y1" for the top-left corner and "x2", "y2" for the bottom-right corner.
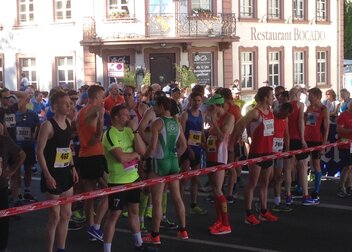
[{"x1": 6, "y1": 173, "x2": 352, "y2": 252}]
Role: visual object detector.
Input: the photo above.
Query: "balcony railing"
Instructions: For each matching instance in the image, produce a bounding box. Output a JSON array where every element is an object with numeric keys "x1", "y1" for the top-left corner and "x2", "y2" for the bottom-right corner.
[{"x1": 83, "y1": 13, "x2": 236, "y2": 41}]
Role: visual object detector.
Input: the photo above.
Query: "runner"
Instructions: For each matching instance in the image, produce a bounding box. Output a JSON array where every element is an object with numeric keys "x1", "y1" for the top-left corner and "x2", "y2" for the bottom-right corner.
[
  {"x1": 14, "y1": 93, "x2": 40, "y2": 202},
  {"x1": 102, "y1": 105, "x2": 158, "y2": 252},
  {"x1": 76, "y1": 85, "x2": 108, "y2": 241},
  {"x1": 271, "y1": 102, "x2": 293, "y2": 212},
  {"x1": 206, "y1": 94, "x2": 234, "y2": 235},
  {"x1": 336, "y1": 102, "x2": 352, "y2": 197},
  {"x1": 142, "y1": 96, "x2": 188, "y2": 244},
  {"x1": 37, "y1": 89, "x2": 79, "y2": 252},
  {"x1": 233, "y1": 86, "x2": 278, "y2": 225},
  {"x1": 304, "y1": 87, "x2": 329, "y2": 202},
  {"x1": 179, "y1": 91, "x2": 207, "y2": 215}
]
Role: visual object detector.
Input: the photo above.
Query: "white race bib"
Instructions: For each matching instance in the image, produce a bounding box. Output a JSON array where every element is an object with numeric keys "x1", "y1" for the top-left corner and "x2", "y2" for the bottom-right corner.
[
  {"x1": 54, "y1": 148, "x2": 72, "y2": 168},
  {"x1": 263, "y1": 119, "x2": 274, "y2": 136},
  {"x1": 5, "y1": 114, "x2": 16, "y2": 128},
  {"x1": 306, "y1": 112, "x2": 318, "y2": 126},
  {"x1": 188, "y1": 130, "x2": 202, "y2": 146},
  {"x1": 273, "y1": 137, "x2": 284, "y2": 152},
  {"x1": 16, "y1": 127, "x2": 32, "y2": 141}
]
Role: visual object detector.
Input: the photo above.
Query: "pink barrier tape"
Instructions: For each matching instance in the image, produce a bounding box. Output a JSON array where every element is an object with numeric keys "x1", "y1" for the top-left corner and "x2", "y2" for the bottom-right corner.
[{"x1": 0, "y1": 140, "x2": 349, "y2": 218}]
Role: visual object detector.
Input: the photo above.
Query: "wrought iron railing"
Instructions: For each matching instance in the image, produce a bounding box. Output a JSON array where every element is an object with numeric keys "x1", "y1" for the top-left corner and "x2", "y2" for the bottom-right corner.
[{"x1": 82, "y1": 13, "x2": 236, "y2": 40}]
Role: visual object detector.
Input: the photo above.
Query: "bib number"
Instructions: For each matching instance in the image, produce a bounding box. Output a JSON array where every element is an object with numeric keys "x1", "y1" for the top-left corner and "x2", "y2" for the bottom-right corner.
[
  {"x1": 188, "y1": 130, "x2": 202, "y2": 146},
  {"x1": 207, "y1": 136, "x2": 217, "y2": 152},
  {"x1": 54, "y1": 148, "x2": 72, "y2": 168},
  {"x1": 5, "y1": 114, "x2": 16, "y2": 128},
  {"x1": 263, "y1": 119, "x2": 274, "y2": 136},
  {"x1": 306, "y1": 112, "x2": 318, "y2": 126},
  {"x1": 123, "y1": 159, "x2": 138, "y2": 171},
  {"x1": 273, "y1": 137, "x2": 284, "y2": 152},
  {"x1": 16, "y1": 127, "x2": 32, "y2": 141}
]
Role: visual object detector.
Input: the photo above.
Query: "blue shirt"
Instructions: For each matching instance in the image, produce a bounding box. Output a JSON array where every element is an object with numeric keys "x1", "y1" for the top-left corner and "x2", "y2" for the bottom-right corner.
[{"x1": 15, "y1": 110, "x2": 39, "y2": 146}]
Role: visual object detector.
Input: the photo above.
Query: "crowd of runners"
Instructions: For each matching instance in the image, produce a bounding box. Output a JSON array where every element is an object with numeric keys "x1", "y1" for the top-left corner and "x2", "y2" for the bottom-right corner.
[{"x1": 0, "y1": 80, "x2": 352, "y2": 252}]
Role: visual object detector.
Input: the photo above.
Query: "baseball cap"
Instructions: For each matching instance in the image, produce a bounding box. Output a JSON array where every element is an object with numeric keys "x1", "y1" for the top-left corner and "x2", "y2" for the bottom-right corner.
[{"x1": 206, "y1": 94, "x2": 224, "y2": 105}]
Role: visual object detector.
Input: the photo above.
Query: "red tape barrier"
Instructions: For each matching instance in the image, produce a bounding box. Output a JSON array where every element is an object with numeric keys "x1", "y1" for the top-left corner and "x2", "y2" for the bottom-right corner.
[{"x1": 0, "y1": 140, "x2": 349, "y2": 218}]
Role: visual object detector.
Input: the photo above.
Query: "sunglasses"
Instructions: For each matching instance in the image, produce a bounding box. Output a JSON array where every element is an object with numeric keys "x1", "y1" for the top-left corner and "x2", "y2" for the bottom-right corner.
[{"x1": 2, "y1": 96, "x2": 11, "y2": 100}]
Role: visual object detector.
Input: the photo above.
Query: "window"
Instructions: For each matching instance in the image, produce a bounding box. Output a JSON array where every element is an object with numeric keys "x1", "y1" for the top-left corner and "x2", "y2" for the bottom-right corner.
[
  {"x1": 267, "y1": 47, "x2": 284, "y2": 87},
  {"x1": 56, "y1": 56, "x2": 74, "y2": 88},
  {"x1": 268, "y1": 52, "x2": 279, "y2": 86},
  {"x1": 292, "y1": 47, "x2": 308, "y2": 85},
  {"x1": 268, "y1": 0, "x2": 284, "y2": 20},
  {"x1": 293, "y1": 0, "x2": 307, "y2": 21},
  {"x1": 191, "y1": 0, "x2": 213, "y2": 13},
  {"x1": 107, "y1": 0, "x2": 135, "y2": 19},
  {"x1": 316, "y1": 0, "x2": 330, "y2": 22},
  {"x1": 54, "y1": 0, "x2": 71, "y2": 21},
  {"x1": 240, "y1": 0, "x2": 257, "y2": 19},
  {"x1": 17, "y1": 0, "x2": 34, "y2": 24},
  {"x1": 239, "y1": 47, "x2": 258, "y2": 90},
  {"x1": 0, "y1": 55, "x2": 4, "y2": 88},
  {"x1": 19, "y1": 57, "x2": 37, "y2": 89},
  {"x1": 316, "y1": 47, "x2": 331, "y2": 86}
]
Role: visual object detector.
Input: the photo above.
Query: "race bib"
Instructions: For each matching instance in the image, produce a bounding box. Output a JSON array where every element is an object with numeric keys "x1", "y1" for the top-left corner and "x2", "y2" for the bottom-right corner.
[
  {"x1": 16, "y1": 127, "x2": 32, "y2": 141},
  {"x1": 306, "y1": 112, "x2": 318, "y2": 126},
  {"x1": 207, "y1": 136, "x2": 217, "y2": 153},
  {"x1": 5, "y1": 114, "x2": 16, "y2": 128},
  {"x1": 123, "y1": 159, "x2": 138, "y2": 171},
  {"x1": 54, "y1": 148, "x2": 72, "y2": 168},
  {"x1": 273, "y1": 137, "x2": 284, "y2": 152},
  {"x1": 263, "y1": 119, "x2": 274, "y2": 136},
  {"x1": 188, "y1": 130, "x2": 202, "y2": 146}
]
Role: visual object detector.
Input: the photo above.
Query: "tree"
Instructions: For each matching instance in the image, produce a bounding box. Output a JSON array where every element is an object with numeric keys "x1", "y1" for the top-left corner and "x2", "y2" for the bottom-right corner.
[
  {"x1": 345, "y1": 0, "x2": 352, "y2": 58},
  {"x1": 175, "y1": 65, "x2": 198, "y2": 88}
]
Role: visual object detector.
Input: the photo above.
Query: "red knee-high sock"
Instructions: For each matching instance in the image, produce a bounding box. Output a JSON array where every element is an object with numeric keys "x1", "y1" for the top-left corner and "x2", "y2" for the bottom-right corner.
[
  {"x1": 217, "y1": 195, "x2": 229, "y2": 226},
  {"x1": 215, "y1": 196, "x2": 223, "y2": 224}
]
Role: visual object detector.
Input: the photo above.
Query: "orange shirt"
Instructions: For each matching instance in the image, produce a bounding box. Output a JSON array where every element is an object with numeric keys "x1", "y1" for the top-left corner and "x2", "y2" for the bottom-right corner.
[
  {"x1": 104, "y1": 95, "x2": 124, "y2": 112},
  {"x1": 77, "y1": 105, "x2": 104, "y2": 157}
]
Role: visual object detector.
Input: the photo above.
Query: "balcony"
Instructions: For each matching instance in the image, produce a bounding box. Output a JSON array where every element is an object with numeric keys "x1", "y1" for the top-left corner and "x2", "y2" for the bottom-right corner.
[{"x1": 82, "y1": 13, "x2": 237, "y2": 43}]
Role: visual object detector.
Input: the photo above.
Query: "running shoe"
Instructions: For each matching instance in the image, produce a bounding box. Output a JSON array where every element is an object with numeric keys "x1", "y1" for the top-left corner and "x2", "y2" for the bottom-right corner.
[
  {"x1": 226, "y1": 195, "x2": 235, "y2": 204},
  {"x1": 208, "y1": 221, "x2": 222, "y2": 231},
  {"x1": 87, "y1": 226, "x2": 103, "y2": 242},
  {"x1": 71, "y1": 210, "x2": 86, "y2": 223},
  {"x1": 311, "y1": 192, "x2": 320, "y2": 204},
  {"x1": 145, "y1": 207, "x2": 152, "y2": 219},
  {"x1": 291, "y1": 190, "x2": 303, "y2": 199},
  {"x1": 122, "y1": 211, "x2": 128, "y2": 217},
  {"x1": 190, "y1": 206, "x2": 208, "y2": 215},
  {"x1": 142, "y1": 233, "x2": 161, "y2": 245},
  {"x1": 285, "y1": 195, "x2": 293, "y2": 205},
  {"x1": 337, "y1": 188, "x2": 351, "y2": 198},
  {"x1": 68, "y1": 220, "x2": 83, "y2": 231},
  {"x1": 272, "y1": 203, "x2": 293, "y2": 213},
  {"x1": 177, "y1": 230, "x2": 189, "y2": 239},
  {"x1": 135, "y1": 244, "x2": 160, "y2": 251},
  {"x1": 23, "y1": 192, "x2": 38, "y2": 202},
  {"x1": 209, "y1": 224, "x2": 231, "y2": 235},
  {"x1": 244, "y1": 214, "x2": 260, "y2": 225},
  {"x1": 259, "y1": 211, "x2": 279, "y2": 222},
  {"x1": 346, "y1": 187, "x2": 352, "y2": 196},
  {"x1": 160, "y1": 219, "x2": 178, "y2": 230},
  {"x1": 302, "y1": 196, "x2": 318, "y2": 206}
]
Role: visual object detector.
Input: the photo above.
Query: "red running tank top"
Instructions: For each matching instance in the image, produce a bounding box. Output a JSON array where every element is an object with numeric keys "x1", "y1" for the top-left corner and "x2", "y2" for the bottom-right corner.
[
  {"x1": 249, "y1": 108, "x2": 274, "y2": 154},
  {"x1": 273, "y1": 116, "x2": 287, "y2": 152},
  {"x1": 288, "y1": 101, "x2": 301, "y2": 140},
  {"x1": 207, "y1": 112, "x2": 230, "y2": 164},
  {"x1": 304, "y1": 105, "x2": 326, "y2": 142}
]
